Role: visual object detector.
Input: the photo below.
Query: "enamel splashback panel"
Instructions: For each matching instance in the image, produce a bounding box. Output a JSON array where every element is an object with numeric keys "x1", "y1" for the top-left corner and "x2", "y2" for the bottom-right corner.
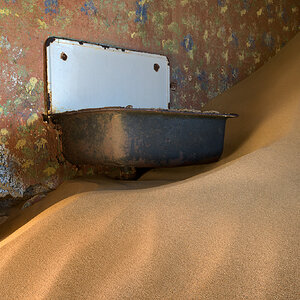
[{"x1": 46, "y1": 38, "x2": 170, "y2": 113}]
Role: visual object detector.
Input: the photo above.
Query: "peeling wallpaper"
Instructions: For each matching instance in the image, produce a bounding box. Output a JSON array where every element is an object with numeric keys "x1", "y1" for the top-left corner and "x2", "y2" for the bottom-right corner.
[{"x1": 0, "y1": 0, "x2": 299, "y2": 199}]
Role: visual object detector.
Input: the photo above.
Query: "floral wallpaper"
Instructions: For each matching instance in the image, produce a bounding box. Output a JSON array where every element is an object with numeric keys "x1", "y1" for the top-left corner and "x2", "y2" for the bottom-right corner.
[{"x1": 0, "y1": 0, "x2": 299, "y2": 201}]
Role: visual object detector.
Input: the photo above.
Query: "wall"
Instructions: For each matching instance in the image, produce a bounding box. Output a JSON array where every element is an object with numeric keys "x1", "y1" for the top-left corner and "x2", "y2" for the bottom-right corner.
[{"x1": 0, "y1": 0, "x2": 299, "y2": 200}]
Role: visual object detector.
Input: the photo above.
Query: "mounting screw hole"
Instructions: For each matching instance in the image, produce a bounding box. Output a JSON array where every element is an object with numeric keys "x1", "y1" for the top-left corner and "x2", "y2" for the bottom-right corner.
[
  {"x1": 60, "y1": 52, "x2": 68, "y2": 61},
  {"x1": 154, "y1": 63, "x2": 160, "y2": 72}
]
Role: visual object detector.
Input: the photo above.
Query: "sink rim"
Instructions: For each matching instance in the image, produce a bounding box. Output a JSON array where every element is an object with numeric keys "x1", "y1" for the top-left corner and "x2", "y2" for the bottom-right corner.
[{"x1": 49, "y1": 107, "x2": 238, "y2": 119}]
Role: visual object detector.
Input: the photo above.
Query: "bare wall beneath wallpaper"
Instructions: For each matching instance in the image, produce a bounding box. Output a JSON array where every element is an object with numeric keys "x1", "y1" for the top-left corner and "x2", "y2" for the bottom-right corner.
[{"x1": 0, "y1": 0, "x2": 299, "y2": 200}]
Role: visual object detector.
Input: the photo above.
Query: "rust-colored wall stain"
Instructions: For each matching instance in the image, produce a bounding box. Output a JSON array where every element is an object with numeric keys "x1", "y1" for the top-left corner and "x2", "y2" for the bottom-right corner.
[{"x1": 0, "y1": 0, "x2": 299, "y2": 198}]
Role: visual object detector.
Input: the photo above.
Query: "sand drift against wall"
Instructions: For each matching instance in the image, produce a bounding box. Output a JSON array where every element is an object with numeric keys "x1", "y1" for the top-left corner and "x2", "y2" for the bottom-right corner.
[{"x1": 0, "y1": 34, "x2": 299, "y2": 300}]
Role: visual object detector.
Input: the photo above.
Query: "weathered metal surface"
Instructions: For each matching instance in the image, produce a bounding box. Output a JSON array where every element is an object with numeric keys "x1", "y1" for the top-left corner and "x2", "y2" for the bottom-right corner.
[{"x1": 51, "y1": 108, "x2": 237, "y2": 168}]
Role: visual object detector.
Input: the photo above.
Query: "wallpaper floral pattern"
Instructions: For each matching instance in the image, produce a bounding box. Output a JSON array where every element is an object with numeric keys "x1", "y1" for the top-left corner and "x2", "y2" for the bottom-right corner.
[{"x1": 0, "y1": 0, "x2": 299, "y2": 200}]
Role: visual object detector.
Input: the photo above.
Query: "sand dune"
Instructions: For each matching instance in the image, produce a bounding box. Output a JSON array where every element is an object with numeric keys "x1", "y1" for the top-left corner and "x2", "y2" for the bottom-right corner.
[{"x1": 0, "y1": 34, "x2": 299, "y2": 299}]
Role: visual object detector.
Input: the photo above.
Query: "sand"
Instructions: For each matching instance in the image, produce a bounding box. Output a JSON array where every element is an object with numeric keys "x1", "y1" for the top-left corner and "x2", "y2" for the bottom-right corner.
[{"x1": 0, "y1": 33, "x2": 299, "y2": 299}]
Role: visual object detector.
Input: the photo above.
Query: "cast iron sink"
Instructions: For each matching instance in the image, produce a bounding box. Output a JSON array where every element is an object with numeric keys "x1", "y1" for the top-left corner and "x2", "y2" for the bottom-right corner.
[{"x1": 50, "y1": 107, "x2": 237, "y2": 179}]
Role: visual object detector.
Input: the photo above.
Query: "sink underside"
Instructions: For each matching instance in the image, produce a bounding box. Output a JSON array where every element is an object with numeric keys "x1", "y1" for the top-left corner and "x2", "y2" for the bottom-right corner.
[{"x1": 50, "y1": 108, "x2": 237, "y2": 169}]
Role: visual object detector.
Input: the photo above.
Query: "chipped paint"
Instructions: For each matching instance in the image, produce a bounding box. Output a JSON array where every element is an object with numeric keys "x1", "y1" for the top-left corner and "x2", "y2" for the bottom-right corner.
[
  {"x1": 241, "y1": 9, "x2": 247, "y2": 16},
  {"x1": 257, "y1": 8, "x2": 263, "y2": 16},
  {"x1": 81, "y1": 0, "x2": 97, "y2": 16},
  {"x1": 43, "y1": 167, "x2": 57, "y2": 176},
  {"x1": 15, "y1": 139, "x2": 26, "y2": 150},
  {"x1": 203, "y1": 30, "x2": 208, "y2": 42},
  {"x1": 246, "y1": 36, "x2": 255, "y2": 49},
  {"x1": 239, "y1": 51, "x2": 245, "y2": 61},
  {"x1": 26, "y1": 77, "x2": 38, "y2": 94},
  {"x1": 35, "y1": 138, "x2": 48, "y2": 152},
  {"x1": 222, "y1": 50, "x2": 229, "y2": 63},
  {"x1": 22, "y1": 159, "x2": 34, "y2": 169},
  {"x1": 0, "y1": 36, "x2": 11, "y2": 50},
  {"x1": 0, "y1": 8, "x2": 11, "y2": 16},
  {"x1": 181, "y1": 34, "x2": 194, "y2": 52},
  {"x1": 162, "y1": 39, "x2": 179, "y2": 54},
  {"x1": 221, "y1": 6, "x2": 228, "y2": 14},
  {"x1": 36, "y1": 18, "x2": 48, "y2": 29},
  {"x1": 205, "y1": 52, "x2": 210, "y2": 65},
  {"x1": 135, "y1": 0, "x2": 149, "y2": 24},
  {"x1": 44, "y1": 0, "x2": 59, "y2": 15},
  {"x1": 0, "y1": 129, "x2": 9, "y2": 136},
  {"x1": 26, "y1": 113, "x2": 39, "y2": 126},
  {"x1": 0, "y1": 144, "x2": 25, "y2": 198}
]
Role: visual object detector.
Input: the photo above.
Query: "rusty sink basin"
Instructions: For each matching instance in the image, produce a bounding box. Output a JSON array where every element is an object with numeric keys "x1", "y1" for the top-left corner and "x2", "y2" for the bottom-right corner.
[{"x1": 50, "y1": 107, "x2": 237, "y2": 171}]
